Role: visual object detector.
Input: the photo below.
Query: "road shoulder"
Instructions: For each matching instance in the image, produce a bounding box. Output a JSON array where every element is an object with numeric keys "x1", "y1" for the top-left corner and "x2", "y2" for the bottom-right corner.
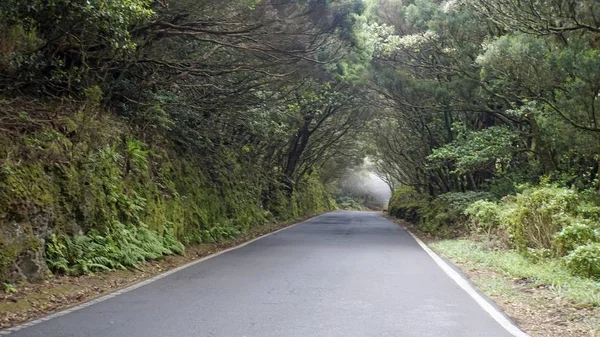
[{"x1": 385, "y1": 215, "x2": 600, "y2": 337}]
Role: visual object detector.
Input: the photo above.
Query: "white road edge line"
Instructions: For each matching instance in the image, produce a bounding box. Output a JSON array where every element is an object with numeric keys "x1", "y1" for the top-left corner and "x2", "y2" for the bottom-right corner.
[
  {"x1": 0, "y1": 214, "x2": 325, "y2": 336},
  {"x1": 404, "y1": 228, "x2": 531, "y2": 337}
]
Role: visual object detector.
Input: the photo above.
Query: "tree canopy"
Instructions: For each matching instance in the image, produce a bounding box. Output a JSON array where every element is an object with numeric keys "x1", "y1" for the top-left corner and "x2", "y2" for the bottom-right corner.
[{"x1": 366, "y1": 0, "x2": 600, "y2": 196}]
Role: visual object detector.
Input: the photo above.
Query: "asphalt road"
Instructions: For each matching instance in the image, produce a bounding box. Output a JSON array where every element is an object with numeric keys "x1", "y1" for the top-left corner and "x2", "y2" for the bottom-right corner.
[{"x1": 8, "y1": 211, "x2": 516, "y2": 337}]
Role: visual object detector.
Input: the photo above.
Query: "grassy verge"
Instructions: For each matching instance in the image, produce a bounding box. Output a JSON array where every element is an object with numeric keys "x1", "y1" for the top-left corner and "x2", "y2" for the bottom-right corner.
[
  {"x1": 430, "y1": 239, "x2": 600, "y2": 337},
  {"x1": 432, "y1": 240, "x2": 600, "y2": 306}
]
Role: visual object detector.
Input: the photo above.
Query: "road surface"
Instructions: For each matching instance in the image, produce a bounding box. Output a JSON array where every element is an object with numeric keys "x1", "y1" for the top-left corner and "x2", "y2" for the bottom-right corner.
[{"x1": 6, "y1": 211, "x2": 517, "y2": 337}]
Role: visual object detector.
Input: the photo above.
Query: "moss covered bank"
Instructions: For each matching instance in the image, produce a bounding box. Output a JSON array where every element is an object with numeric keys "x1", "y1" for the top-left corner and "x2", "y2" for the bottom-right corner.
[{"x1": 0, "y1": 99, "x2": 335, "y2": 282}]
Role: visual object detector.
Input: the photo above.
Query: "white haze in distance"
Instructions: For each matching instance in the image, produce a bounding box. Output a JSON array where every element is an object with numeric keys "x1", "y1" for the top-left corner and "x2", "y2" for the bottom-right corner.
[
  {"x1": 365, "y1": 172, "x2": 392, "y2": 206},
  {"x1": 339, "y1": 168, "x2": 392, "y2": 208}
]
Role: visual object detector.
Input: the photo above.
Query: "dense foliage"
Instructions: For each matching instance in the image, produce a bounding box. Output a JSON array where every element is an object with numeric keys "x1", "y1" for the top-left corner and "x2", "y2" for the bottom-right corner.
[
  {"x1": 0, "y1": 0, "x2": 369, "y2": 281},
  {"x1": 372, "y1": 0, "x2": 600, "y2": 280},
  {"x1": 370, "y1": 0, "x2": 599, "y2": 194}
]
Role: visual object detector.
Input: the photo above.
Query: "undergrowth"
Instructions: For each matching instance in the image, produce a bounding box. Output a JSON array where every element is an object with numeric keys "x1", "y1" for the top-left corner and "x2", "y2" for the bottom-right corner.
[
  {"x1": 390, "y1": 183, "x2": 600, "y2": 280},
  {"x1": 0, "y1": 98, "x2": 336, "y2": 281},
  {"x1": 45, "y1": 222, "x2": 185, "y2": 275},
  {"x1": 432, "y1": 239, "x2": 600, "y2": 306}
]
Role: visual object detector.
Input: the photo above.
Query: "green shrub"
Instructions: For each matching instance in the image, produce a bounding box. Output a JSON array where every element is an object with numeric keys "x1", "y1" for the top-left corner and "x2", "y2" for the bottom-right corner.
[
  {"x1": 464, "y1": 200, "x2": 505, "y2": 235},
  {"x1": 504, "y1": 184, "x2": 578, "y2": 250},
  {"x1": 162, "y1": 227, "x2": 185, "y2": 254},
  {"x1": 575, "y1": 189, "x2": 600, "y2": 219},
  {"x1": 554, "y1": 220, "x2": 600, "y2": 255},
  {"x1": 2, "y1": 282, "x2": 17, "y2": 293},
  {"x1": 565, "y1": 243, "x2": 600, "y2": 279},
  {"x1": 336, "y1": 196, "x2": 362, "y2": 210},
  {"x1": 294, "y1": 173, "x2": 334, "y2": 216},
  {"x1": 522, "y1": 248, "x2": 553, "y2": 263},
  {"x1": 438, "y1": 191, "x2": 496, "y2": 213},
  {"x1": 388, "y1": 186, "x2": 429, "y2": 222},
  {"x1": 418, "y1": 192, "x2": 494, "y2": 237},
  {"x1": 181, "y1": 224, "x2": 242, "y2": 245},
  {"x1": 389, "y1": 189, "x2": 496, "y2": 237},
  {"x1": 420, "y1": 198, "x2": 461, "y2": 237}
]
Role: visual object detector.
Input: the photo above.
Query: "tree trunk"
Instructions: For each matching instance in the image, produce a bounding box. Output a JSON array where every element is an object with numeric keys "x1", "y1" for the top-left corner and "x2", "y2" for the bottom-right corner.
[
  {"x1": 527, "y1": 114, "x2": 556, "y2": 173},
  {"x1": 283, "y1": 113, "x2": 314, "y2": 192}
]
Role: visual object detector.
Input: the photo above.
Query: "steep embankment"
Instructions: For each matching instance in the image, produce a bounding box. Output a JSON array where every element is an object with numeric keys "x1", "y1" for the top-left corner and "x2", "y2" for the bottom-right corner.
[{"x1": 0, "y1": 98, "x2": 335, "y2": 283}]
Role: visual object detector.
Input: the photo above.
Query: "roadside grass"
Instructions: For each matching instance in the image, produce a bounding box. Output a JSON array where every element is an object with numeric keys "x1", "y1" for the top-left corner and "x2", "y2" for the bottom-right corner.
[{"x1": 431, "y1": 239, "x2": 600, "y2": 307}]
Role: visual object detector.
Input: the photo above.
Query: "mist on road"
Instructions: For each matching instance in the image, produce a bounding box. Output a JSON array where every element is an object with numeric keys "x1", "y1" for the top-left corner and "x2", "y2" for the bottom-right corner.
[{"x1": 336, "y1": 167, "x2": 392, "y2": 209}]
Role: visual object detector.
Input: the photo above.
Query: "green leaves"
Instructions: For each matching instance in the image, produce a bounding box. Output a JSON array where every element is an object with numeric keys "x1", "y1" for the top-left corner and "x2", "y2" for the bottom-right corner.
[
  {"x1": 368, "y1": 0, "x2": 600, "y2": 198},
  {"x1": 477, "y1": 34, "x2": 555, "y2": 94},
  {"x1": 464, "y1": 200, "x2": 504, "y2": 235},
  {"x1": 565, "y1": 243, "x2": 600, "y2": 279},
  {"x1": 45, "y1": 222, "x2": 185, "y2": 276},
  {"x1": 124, "y1": 137, "x2": 149, "y2": 172},
  {"x1": 555, "y1": 221, "x2": 600, "y2": 255},
  {"x1": 428, "y1": 126, "x2": 519, "y2": 175},
  {"x1": 1, "y1": 0, "x2": 154, "y2": 92},
  {"x1": 2, "y1": 282, "x2": 17, "y2": 293}
]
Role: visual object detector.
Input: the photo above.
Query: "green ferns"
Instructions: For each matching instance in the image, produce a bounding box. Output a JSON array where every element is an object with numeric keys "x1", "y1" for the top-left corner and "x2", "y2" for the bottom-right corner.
[
  {"x1": 46, "y1": 222, "x2": 184, "y2": 276},
  {"x1": 0, "y1": 100, "x2": 336, "y2": 281},
  {"x1": 182, "y1": 224, "x2": 241, "y2": 245}
]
